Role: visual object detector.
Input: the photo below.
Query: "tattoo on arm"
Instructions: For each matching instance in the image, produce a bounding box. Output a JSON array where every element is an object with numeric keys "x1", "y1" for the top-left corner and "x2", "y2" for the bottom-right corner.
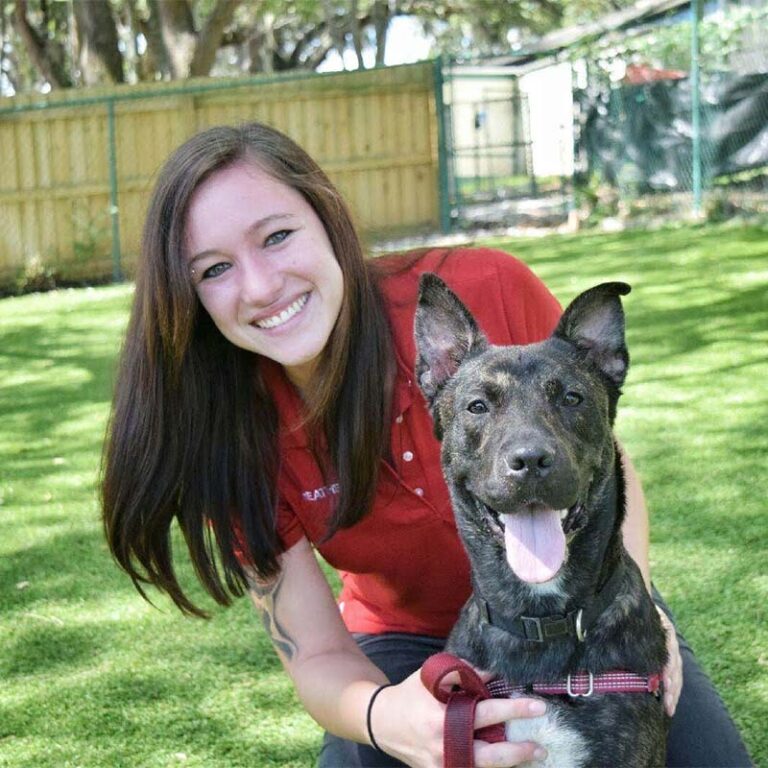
[{"x1": 248, "y1": 572, "x2": 298, "y2": 662}]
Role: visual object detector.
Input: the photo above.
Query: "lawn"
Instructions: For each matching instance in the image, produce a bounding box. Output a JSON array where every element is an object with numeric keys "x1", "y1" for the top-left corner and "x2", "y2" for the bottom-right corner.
[{"x1": 1, "y1": 223, "x2": 766, "y2": 767}]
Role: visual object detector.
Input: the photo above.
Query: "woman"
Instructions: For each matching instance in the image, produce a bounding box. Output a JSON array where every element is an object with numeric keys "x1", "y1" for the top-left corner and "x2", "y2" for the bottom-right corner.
[{"x1": 102, "y1": 122, "x2": 750, "y2": 767}]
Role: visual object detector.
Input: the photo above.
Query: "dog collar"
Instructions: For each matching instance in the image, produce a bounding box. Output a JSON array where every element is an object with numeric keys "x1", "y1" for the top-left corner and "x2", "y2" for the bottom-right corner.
[
  {"x1": 487, "y1": 670, "x2": 663, "y2": 699},
  {"x1": 477, "y1": 559, "x2": 627, "y2": 643}
]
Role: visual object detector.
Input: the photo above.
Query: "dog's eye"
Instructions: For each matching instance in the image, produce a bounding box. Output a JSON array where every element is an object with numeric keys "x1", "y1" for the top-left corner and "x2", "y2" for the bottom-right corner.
[
  {"x1": 467, "y1": 399, "x2": 489, "y2": 414},
  {"x1": 563, "y1": 391, "x2": 583, "y2": 407}
]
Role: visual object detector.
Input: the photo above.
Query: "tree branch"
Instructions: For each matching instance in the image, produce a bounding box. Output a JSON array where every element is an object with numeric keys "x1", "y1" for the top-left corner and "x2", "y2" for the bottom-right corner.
[
  {"x1": 372, "y1": 0, "x2": 395, "y2": 66},
  {"x1": 350, "y1": 0, "x2": 366, "y2": 69},
  {"x1": 12, "y1": 0, "x2": 73, "y2": 87},
  {"x1": 190, "y1": 0, "x2": 243, "y2": 77},
  {"x1": 134, "y1": 0, "x2": 173, "y2": 79},
  {"x1": 73, "y1": 0, "x2": 125, "y2": 84},
  {"x1": 157, "y1": 0, "x2": 196, "y2": 78}
]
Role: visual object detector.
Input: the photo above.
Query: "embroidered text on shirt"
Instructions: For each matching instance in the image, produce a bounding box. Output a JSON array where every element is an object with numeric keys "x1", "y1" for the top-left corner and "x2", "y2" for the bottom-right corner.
[{"x1": 302, "y1": 483, "x2": 340, "y2": 502}]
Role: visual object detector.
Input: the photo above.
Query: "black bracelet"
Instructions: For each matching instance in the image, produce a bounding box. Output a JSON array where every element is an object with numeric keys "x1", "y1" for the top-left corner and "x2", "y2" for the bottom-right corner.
[{"x1": 366, "y1": 683, "x2": 394, "y2": 752}]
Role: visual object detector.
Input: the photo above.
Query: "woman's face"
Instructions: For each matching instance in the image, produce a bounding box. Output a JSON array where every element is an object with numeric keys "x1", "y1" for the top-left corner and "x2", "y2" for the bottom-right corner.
[{"x1": 185, "y1": 161, "x2": 344, "y2": 390}]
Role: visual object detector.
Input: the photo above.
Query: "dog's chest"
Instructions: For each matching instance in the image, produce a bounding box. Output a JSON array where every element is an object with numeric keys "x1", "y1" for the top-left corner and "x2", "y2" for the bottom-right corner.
[{"x1": 504, "y1": 700, "x2": 590, "y2": 768}]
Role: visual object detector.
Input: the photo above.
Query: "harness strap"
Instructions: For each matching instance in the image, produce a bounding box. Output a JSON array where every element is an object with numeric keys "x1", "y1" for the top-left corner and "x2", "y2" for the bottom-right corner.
[
  {"x1": 422, "y1": 653, "x2": 663, "y2": 767},
  {"x1": 420, "y1": 652, "x2": 505, "y2": 768},
  {"x1": 487, "y1": 670, "x2": 663, "y2": 698}
]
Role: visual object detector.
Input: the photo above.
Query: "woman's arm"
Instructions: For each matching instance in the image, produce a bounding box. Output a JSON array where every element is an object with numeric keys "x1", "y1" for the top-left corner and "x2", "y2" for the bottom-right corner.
[
  {"x1": 247, "y1": 536, "x2": 547, "y2": 767},
  {"x1": 246, "y1": 537, "x2": 385, "y2": 744},
  {"x1": 619, "y1": 446, "x2": 682, "y2": 716},
  {"x1": 619, "y1": 447, "x2": 651, "y2": 591}
]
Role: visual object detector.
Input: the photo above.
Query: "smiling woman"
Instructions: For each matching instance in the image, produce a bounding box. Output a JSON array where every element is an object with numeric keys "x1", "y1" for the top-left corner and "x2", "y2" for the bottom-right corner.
[
  {"x1": 185, "y1": 162, "x2": 344, "y2": 390},
  {"x1": 102, "y1": 122, "x2": 392, "y2": 600}
]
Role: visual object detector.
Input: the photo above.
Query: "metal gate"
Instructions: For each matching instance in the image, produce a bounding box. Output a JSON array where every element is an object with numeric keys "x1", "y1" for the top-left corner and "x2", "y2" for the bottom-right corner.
[{"x1": 438, "y1": 61, "x2": 572, "y2": 231}]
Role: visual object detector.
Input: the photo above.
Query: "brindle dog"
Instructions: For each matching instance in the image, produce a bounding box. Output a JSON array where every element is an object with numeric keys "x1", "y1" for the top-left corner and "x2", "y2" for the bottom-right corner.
[{"x1": 414, "y1": 275, "x2": 669, "y2": 768}]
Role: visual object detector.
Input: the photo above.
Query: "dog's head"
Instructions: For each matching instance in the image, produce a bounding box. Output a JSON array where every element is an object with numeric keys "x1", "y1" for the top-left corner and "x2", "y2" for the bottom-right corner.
[{"x1": 414, "y1": 274, "x2": 631, "y2": 587}]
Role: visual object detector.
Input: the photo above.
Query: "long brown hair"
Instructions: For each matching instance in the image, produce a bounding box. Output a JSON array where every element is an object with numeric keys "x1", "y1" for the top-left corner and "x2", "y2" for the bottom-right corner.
[{"x1": 101, "y1": 123, "x2": 392, "y2": 616}]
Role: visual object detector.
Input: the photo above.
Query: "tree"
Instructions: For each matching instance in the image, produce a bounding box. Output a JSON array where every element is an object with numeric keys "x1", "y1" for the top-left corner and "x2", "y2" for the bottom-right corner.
[
  {"x1": 4, "y1": 0, "x2": 246, "y2": 92},
  {"x1": 1, "y1": 0, "x2": 641, "y2": 95}
]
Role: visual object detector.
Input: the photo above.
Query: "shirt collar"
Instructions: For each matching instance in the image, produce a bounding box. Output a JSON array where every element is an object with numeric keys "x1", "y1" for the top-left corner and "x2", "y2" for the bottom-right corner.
[
  {"x1": 261, "y1": 346, "x2": 417, "y2": 452},
  {"x1": 392, "y1": 347, "x2": 416, "y2": 421},
  {"x1": 260, "y1": 358, "x2": 310, "y2": 449}
]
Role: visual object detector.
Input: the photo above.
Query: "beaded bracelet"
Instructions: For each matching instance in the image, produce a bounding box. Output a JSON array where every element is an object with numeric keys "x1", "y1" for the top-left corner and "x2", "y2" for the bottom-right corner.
[{"x1": 366, "y1": 683, "x2": 395, "y2": 752}]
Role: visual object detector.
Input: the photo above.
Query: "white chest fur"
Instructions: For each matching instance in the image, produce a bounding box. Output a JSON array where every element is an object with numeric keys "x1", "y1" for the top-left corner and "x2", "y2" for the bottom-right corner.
[{"x1": 504, "y1": 705, "x2": 590, "y2": 768}]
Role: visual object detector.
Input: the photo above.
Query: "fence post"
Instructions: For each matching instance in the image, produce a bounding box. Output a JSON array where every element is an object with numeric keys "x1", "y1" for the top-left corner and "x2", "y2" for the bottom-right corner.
[
  {"x1": 107, "y1": 99, "x2": 123, "y2": 282},
  {"x1": 690, "y1": 0, "x2": 703, "y2": 217},
  {"x1": 433, "y1": 56, "x2": 451, "y2": 233}
]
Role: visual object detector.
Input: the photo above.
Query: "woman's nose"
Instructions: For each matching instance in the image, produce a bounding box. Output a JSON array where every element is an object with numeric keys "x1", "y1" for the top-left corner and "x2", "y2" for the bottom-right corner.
[{"x1": 238, "y1": 255, "x2": 284, "y2": 306}]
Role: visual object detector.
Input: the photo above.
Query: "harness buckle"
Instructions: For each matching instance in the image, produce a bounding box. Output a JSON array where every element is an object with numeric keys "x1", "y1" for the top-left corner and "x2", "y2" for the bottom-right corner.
[
  {"x1": 575, "y1": 608, "x2": 588, "y2": 642},
  {"x1": 567, "y1": 672, "x2": 594, "y2": 698},
  {"x1": 521, "y1": 616, "x2": 544, "y2": 642}
]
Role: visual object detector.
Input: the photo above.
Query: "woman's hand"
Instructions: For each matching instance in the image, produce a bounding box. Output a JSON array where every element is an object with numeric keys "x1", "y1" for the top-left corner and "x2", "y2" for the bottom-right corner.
[
  {"x1": 657, "y1": 605, "x2": 683, "y2": 716},
  {"x1": 369, "y1": 665, "x2": 548, "y2": 768}
]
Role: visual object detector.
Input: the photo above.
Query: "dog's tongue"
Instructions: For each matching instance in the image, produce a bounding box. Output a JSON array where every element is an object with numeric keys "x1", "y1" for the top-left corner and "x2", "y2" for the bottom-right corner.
[{"x1": 502, "y1": 509, "x2": 566, "y2": 583}]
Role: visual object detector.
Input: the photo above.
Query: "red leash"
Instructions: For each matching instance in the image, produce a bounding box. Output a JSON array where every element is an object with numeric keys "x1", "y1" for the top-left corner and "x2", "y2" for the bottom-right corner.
[{"x1": 420, "y1": 653, "x2": 506, "y2": 768}]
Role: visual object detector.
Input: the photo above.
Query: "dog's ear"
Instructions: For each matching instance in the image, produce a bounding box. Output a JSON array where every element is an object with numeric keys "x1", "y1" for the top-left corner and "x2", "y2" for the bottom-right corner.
[
  {"x1": 415, "y1": 273, "x2": 489, "y2": 406},
  {"x1": 554, "y1": 282, "x2": 631, "y2": 387}
]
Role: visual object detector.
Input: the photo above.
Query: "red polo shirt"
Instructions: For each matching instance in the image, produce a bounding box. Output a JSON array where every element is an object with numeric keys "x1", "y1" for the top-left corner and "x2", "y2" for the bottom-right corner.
[{"x1": 260, "y1": 247, "x2": 561, "y2": 636}]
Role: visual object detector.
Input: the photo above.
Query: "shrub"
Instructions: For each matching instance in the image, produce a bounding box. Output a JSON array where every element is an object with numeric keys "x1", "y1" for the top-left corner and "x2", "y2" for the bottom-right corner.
[{"x1": 16, "y1": 254, "x2": 58, "y2": 295}]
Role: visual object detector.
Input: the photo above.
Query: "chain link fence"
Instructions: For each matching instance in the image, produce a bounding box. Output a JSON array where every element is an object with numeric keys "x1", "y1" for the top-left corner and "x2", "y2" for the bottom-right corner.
[{"x1": 572, "y1": 1, "x2": 768, "y2": 225}]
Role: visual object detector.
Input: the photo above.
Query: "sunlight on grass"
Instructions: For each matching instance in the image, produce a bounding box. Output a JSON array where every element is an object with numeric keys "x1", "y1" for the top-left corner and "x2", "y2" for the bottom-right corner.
[{"x1": 1, "y1": 223, "x2": 765, "y2": 766}]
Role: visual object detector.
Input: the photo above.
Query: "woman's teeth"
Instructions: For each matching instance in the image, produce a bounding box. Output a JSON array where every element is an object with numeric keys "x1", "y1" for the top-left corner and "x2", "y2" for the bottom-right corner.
[{"x1": 255, "y1": 293, "x2": 309, "y2": 329}]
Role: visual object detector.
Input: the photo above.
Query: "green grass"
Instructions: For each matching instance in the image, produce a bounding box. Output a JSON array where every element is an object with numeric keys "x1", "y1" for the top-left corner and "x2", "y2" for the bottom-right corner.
[{"x1": 1, "y1": 223, "x2": 766, "y2": 766}]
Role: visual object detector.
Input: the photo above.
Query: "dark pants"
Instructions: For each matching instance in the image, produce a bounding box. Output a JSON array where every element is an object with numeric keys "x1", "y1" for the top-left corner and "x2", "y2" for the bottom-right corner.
[{"x1": 318, "y1": 589, "x2": 752, "y2": 768}]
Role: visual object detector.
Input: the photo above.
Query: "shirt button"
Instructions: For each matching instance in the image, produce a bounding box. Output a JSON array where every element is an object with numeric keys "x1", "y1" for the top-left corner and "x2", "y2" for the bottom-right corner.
[
  {"x1": 414, "y1": 487, "x2": 425, "y2": 496},
  {"x1": 403, "y1": 450, "x2": 414, "y2": 462},
  {"x1": 395, "y1": 415, "x2": 403, "y2": 424}
]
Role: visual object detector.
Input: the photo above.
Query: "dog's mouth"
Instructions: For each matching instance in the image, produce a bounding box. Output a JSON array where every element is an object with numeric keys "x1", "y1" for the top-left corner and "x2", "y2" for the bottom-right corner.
[{"x1": 480, "y1": 500, "x2": 587, "y2": 584}]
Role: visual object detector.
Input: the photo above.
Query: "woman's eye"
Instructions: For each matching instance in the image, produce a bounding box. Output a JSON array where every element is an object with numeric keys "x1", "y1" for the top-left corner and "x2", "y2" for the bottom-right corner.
[
  {"x1": 467, "y1": 399, "x2": 489, "y2": 415},
  {"x1": 264, "y1": 229, "x2": 293, "y2": 247},
  {"x1": 562, "y1": 391, "x2": 583, "y2": 407},
  {"x1": 202, "y1": 262, "x2": 231, "y2": 280}
]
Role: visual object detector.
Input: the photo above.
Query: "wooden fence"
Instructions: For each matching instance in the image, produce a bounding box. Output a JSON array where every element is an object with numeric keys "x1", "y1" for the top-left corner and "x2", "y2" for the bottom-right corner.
[{"x1": 0, "y1": 61, "x2": 443, "y2": 287}]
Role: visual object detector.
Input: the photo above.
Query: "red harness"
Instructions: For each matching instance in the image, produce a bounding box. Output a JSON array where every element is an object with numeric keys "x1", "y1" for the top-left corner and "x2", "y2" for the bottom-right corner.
[
  {"x1": 487, "y1": 670, "x2": 662, "y2": 698},
  {"x1": 421, "y1": 652, "x2": 663, "y2": 768}
]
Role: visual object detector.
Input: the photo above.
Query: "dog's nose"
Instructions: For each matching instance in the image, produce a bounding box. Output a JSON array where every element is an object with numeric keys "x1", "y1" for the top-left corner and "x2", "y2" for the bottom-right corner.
[{"x1": 507, "y1": 447, "x2": 555, "y2": 478}]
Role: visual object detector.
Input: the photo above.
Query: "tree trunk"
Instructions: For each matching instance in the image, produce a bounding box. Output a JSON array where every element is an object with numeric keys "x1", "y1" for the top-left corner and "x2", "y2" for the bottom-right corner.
[
  {"x1": 322, "y1": 0, "x2": 349, "y2": 69},
  {"x1": 350, "y1": 0, "x2": 366, "y2": 69},
  {"x1": 248, "y1": 12, "x2": 275, "y2": 74},
  {"x1": 372, "y1": 0, "x2": 395, "y2": 67},
  {"x1": 189, "y1": 0, "x2": 242, "y2": 77},
  {"x1": 156, "y1": 0, "x2": 196, "y2": 78},
  {"x1": 73, "y1": 0, "x2": 125, "y2": 85},
  {"x1": 12, "y1": 0, "x2": 73, "y2": 88},
  {"x1": 131, "y1": 0, "x2": 173, "y2": 79}
]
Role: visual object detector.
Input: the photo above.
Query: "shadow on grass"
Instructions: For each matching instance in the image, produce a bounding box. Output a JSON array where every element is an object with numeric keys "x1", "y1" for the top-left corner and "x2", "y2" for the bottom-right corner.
[
  {"x1": 1, "y1": 527, "x2": 315, "y2": 765},
  {"x1": 1, "y1": 528, "x2": 119, "y2": 611},
  {"x1": 1, "y1": 667, "x2": 318, "y2": 767},
  {"x1": 625, "y1": 282, "x2": 768, "y2": 362},
  {"x1": 0, "y1": 322, "x2": 116, "y2": 424}
]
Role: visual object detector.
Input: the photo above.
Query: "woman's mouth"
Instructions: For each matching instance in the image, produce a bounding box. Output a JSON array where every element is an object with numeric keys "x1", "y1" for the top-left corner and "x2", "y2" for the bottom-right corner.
[{"x1": 252, "y1": 293, "x2": 310, "y2": 329}]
